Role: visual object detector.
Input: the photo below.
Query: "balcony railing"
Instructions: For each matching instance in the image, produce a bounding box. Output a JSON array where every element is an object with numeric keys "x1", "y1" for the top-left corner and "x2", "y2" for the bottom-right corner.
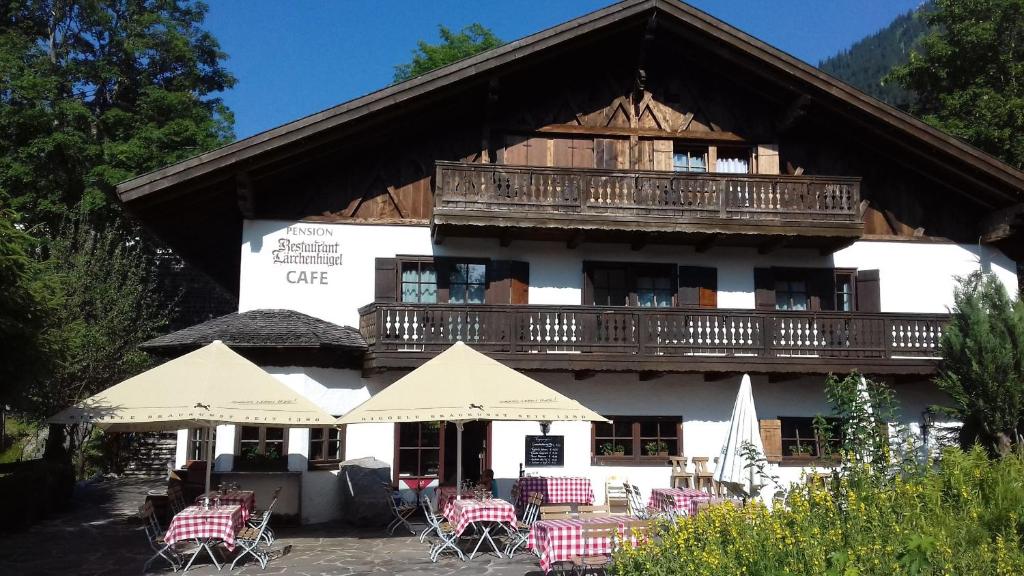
[
  {"x1": 359, "y1": 303, "x2": 944, "y2": 368},
  {"x1": 434, "y1": 161, "x2": 862, "y2": 226}
]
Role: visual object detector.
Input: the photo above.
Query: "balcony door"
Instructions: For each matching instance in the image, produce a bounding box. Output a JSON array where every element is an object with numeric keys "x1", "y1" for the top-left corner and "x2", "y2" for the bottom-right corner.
[{"x1": 584, "y1": 262, "x2": 675, "y2": 307}]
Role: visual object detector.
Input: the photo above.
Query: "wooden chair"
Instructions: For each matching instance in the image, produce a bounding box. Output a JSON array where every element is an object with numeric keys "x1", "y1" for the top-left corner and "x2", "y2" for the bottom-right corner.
[
  {"x1": 669, "y1": 456, "x2": 693, "y2": 489},
  {"x1": 711, "y1": 456, "x2": 724, "y2": 496},
  {"x1": 692, "y1": 457, "x2": 715, "y2": 493},
  {"x1": 570, "y1": 522, "x2": 618, "y2": 575},
  {"x1": 539, "y1": 505, "x2": 573, "y2": 520},
  {"x1": 577, "y1": 504, "x2": 611, "y2": 517},
  {"x1": 605, "y1": 475, "x2": 629, "y2": 514}
]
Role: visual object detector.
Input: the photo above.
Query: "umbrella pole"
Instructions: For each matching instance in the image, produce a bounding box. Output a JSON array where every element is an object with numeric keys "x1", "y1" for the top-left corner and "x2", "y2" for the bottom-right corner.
[
  {"x1": 205, "y1": 425, "x2": 213, "y2": 497},
  {"x1": 456, "y1": 421, "x2": 464, "y2": 500}
]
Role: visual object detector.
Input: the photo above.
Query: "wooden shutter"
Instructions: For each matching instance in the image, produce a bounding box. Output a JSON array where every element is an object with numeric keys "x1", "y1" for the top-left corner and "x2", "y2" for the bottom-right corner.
[
  {"x1": 573, "y1": 138, "x2": 595, "y2": 168},
  {"x1": 678, "y1": 266, "x2": 717, "y2": 308},
  {"x1": 435, "y1": 258, "x2": 452, "y2": 303},
  {"x1": 759, "y1": 419, "x2": 782, "y2": 463},
  {"x1": 754, "y1": 268, "x2": 776, "y2": 310},
  {"x1": 653, "y1": 140, "x2": 673, "y2": 171},
  {"x1": 510, "y1": 261, "x2": 530, "y2": 304},
  {"x1": 595, "y1": 138, "x2": 629, "y2": 169},
  {"x1": 756, "y1": 144, "x2": 780, "y2": 175},
  {"x1": 552, "y1": 137, "x2": 573, "y2": 168},
  {"x1": 808, "y1": 268, "x2": 836, "y2": 311},
  {"x1": 374, "y1": 258, "x2": 398, "y2": 302},
  {"x1": 856, "y1": 269, "x2": 881, "y2": 312},
  {"x1": 504, "y1": 134, "x2": 528, "y2": 165}
]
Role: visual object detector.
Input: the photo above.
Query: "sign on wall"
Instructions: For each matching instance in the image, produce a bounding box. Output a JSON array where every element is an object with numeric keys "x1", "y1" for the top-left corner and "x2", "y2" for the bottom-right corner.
[
  {"x1": 525, "y1": 435, "x2": 564, "y2": 467},
  {"x1": 270, "y1": 224, "x2": 342, "y2": 285}
]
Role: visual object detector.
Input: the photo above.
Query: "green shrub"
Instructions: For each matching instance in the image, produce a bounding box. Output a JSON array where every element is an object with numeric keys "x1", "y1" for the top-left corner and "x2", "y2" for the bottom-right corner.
[
  {"x1": 0, "y1": 459, "x2": 75, "y2": 532},
  {"x1": 614, "y1": 447, "x2": 1024, "y2": 576}
]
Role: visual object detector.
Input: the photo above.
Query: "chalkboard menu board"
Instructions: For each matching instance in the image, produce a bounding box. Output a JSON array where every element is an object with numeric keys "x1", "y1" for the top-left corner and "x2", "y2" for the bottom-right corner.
[{"x1": 525, "y1": 435, "x2": 564, "y2": 467}]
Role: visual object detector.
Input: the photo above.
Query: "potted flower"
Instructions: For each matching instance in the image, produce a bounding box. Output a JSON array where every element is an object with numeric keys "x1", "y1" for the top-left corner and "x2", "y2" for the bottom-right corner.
[
  {"x1": 788, "y1": 444, "x2": 815, "y2": 461},
  {"x1": 599, "y1": 442, "x2": 626, "y2": 456},
  {"x1": 644, "y1": 440, "x2": 669, "y2": 457}
]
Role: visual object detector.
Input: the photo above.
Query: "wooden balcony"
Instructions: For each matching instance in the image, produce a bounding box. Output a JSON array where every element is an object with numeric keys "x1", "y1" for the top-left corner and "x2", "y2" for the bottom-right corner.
[
  {"x1": 432, "y1": 162, "x2": 864, "y2": 251},
  {"x1": 359, "y1": 303, "x2": 944, "y2": 375}
]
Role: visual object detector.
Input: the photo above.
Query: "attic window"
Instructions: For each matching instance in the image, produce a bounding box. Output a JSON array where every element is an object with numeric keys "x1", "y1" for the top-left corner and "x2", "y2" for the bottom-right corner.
[
  {"x1": 716, "y1": 147, "x2": 751, "y2": 174},
  {"x1": 672, "y1": 145, "x2": 706, "y2": 173}
]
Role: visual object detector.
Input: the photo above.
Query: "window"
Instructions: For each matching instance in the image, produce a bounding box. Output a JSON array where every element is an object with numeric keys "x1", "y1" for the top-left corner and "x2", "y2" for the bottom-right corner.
[
  {"x1": 775, "y1": 279, "x2": 808, "y2": 310},
  {"x1": 397, "y1": 421, "x2": 441, "y2": 478},
  {"x1": 586, "y1": 263, "x2": 675, "y2": 307},
  {"x1": 636, "y1": 275, "x2": 673, "y2": 308},
  {"x1": 591, "y1": 266, "x2": 628, "y2": 306},
  {"x1": 715, "y1": 147, "x2": 751, "y2": 174},
  {"x1": 780, "y1": 417, "x2": 842, "y2": 463},
  {"x1": 593, "y1": 416, "x2": 682, "y2": 465},
  {"x1": 235, "y1": 426, "x2": 287, "y2": 471},
  {"x1": 673, "y1": 148, "x2": 707, "y2": 173},
  {"x1": 401, "y1": 261, "x2": 437, "y2": 303},
  {"x1": 834, "y1": 270, "x2": 856, "y2": 312},
  {"x1": 187, "y1": 427, "x2": 216, "y2": 462},
  {"x1": 309, "y1": 426, "x2": 344, "y2": 469},
  {"x1": 448, "y1": 263, "x2": 486, "y2": 304}
]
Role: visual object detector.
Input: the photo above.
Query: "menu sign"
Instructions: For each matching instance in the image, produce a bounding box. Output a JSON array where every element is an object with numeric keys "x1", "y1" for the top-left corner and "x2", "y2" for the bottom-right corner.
[{"x1": 525, "y1": 435, "x2": 564, "y2": 467}]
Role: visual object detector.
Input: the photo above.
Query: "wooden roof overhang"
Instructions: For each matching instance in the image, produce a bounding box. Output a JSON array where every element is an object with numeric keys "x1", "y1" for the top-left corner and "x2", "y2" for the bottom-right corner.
[{"x1": 117, "y1": 0, "x2": 1024, "y2": 292}]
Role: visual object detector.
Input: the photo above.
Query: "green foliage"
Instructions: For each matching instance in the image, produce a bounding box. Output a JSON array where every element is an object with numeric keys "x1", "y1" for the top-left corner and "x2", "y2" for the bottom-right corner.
[
  {"x1": 935, "y1": 271, "x2": 1024, "y2": 454},
  {"x1": 819, "y1": 372, "x2": 900, "y2": 467},
  {"x1": 393, "y1": 24, "x2": 502, "y2": 83},
  {"x1": 819, "y1": 3, "x2": 932, "y2": 109},
  {"x1": 613, "y1": 447, "x2": 1024, "y2": 576},
  {"x1": 0, "y1": 0, "x2": 236, "y2": 232},
  {"x1": 889, "y1": 0, "x2": 1024, "y2": 168}
]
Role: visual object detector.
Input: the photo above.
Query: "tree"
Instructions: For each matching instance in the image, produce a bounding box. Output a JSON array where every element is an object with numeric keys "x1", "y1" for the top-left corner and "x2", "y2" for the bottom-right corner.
[
  {"x1": 936, "y1": 272, "x2": 1024, "y2": 455},
  {"x1": 0, "y1": 0, "x2": 236, "y2": 232},
  {"x1": 889, "y1": 0, "x2": 1024, "y2": 169},
  {"x1": 394, "y1": 23, "x2": 502, "y2": 83}
]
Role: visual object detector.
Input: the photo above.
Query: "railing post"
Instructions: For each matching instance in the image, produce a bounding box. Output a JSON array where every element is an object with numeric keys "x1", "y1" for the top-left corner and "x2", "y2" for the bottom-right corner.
[
  {"x1": 636, "y1": 311, "x2": 645, "y2": 356},
  {"x1": 509, "y1": 309, "x2": 518, "y2": 354},
  {"x1": 883, "y1": 318, "x2": 892, "y2": 360},
  {"x1": 762, "y1": 315, "x2": 772, "y2": 358},
  {"x1": 718, "y1": 178, "x2": 728, "y2": 218},
  {"x1": 435, "y1": 163, "x2": 444, "y2": 208}
]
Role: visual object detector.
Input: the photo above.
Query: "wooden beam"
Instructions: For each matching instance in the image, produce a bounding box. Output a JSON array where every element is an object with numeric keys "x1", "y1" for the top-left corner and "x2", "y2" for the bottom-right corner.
[
  {"x1": 235, "y1": 171, "x2": 255, "y2": 219},
  {"x1": 758, "y1": 237, "x2": 788, "y2": 254},
  {"x1": 567, "y1": 230, "x2": 586, "y2": 249},
  {"x1": 530, "y1": 123, "x2": 748, "y2": 142},
  {"x1": 431, "y1": 226, "x2": 445, "y2": 245},
  {"x1": 695, "y1": 234, "x2": 720, "y2": 253},
  {"x1": 980, "y1": 203, "x2": 1024, "y2": 243},
  {"x1": 775, "y1": 94, "x2": 811, "y2": 133}
]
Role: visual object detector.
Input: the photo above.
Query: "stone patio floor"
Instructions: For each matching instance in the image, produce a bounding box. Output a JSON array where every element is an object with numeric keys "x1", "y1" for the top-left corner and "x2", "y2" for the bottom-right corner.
[{"x1": 0, "y1": 477, "x2": 547, "y2": 576}]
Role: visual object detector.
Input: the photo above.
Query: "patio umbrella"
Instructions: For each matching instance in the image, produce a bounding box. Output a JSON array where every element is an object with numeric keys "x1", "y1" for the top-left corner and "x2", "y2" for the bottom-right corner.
[
  {"x1": 49, "y1": 340, "x2": 336, "y2": 495},
  {"x1": 714, "y1": 374, "x2": 767, "y2": 498},
  {"x1": 337, "y1": 341, "x2": 608, "y2": 496}
]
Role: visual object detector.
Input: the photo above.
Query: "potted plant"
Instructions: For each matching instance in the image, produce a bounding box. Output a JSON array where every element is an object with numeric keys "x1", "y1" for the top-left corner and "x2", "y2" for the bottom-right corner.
[
  {"x1": 644, "y1": 440, "x2": 669, "y2": 456},
  {"x1": 599, "y1": 442, "x2": 627, "y2": 456},
  {"x1": 788, "y1": 444, "x2": 815, "y2": 460}
]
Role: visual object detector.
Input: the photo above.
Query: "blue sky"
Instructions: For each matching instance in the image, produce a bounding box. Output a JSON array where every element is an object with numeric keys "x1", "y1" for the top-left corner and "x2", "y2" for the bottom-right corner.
[{"x1": 204, "y1": 1, "x2": 924, "y2": 140}]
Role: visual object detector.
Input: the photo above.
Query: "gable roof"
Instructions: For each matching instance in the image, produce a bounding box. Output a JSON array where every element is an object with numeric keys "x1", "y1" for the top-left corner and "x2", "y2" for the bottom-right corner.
[{"x1": 117, "y1": 0, "x2": 1024, "y2": 205}]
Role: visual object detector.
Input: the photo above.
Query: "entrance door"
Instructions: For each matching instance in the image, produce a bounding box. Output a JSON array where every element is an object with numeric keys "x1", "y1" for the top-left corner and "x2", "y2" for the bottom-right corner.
[{"x1": 443, "y1": 421, "x2": 490, "y2": 485}]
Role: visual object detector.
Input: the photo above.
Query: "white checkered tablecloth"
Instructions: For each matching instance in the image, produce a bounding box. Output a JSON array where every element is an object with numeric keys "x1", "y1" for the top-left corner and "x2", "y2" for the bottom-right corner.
[
  {"x1": 517, "y1": 477, "x2": 594, "y2": 506},
  {"x1": 648, "y1": 488, "x2": 711, "y2": 517},
  {"x1": 164, "y1": 504, "x2": 244, "y2": 550},
  {"x1": 527, "y1": 517, "x2": 646, "y2": 573},
  {"x1": 443, "y1": 498, "x2": 517, "y2": 537},
  {"x1": 197, "y1": 490, "x2": 255, "y2": 523}
]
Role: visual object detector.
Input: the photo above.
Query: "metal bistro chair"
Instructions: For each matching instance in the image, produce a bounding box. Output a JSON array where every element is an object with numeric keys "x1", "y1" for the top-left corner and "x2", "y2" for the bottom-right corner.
[
  {"x1": 420, "y1": 494, "x2": 465, "y2": 562},
  {"x1": 505, "y1": 491, "x2": 543, "y2": 556},
  {"x1": 570, "y1": 522, "x2": 619, "y2": 575},
  {"x1": 230, "y1": 501, "x2": 274, "y2": 570},
  {"x1": 539, "y1": 504, "x2": 573, "y2": 520},
  {"x1": 167, "y1": 483, "x2": 187, "y2": 516},
  {"x1": 384, "y1": 483, "x2": 417, "y2": 535},
  {"x1": 247, "y1": 486, "x2": 281, "y2": 545},
  {"x1": 659, "y1": 492, "x2": 681, "y2": 523},
  {"x1": 623, "y1": 483, "x2": 658, "y2": 520},
  {"x1": 140, "y1": 501, "x2": 183, "y2": 573}
]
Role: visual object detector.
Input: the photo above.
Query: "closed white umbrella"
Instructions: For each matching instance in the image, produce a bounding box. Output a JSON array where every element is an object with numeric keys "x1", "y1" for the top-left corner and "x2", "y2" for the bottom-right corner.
[{"x1": 714, "y1": 374, "x2": 766, "y2": 498}]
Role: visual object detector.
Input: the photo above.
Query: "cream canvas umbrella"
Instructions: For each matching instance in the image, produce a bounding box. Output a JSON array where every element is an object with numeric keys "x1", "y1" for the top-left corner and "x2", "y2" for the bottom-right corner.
[
  {"x1": 50, "y1": 340, "x2": 335, "y2": 494},
  {"x1": 714, "y1": 374, "x2": 767, "y2": 499},
  {"x1": 337, "y1": 341, "x2": 608, "y2": 496}
]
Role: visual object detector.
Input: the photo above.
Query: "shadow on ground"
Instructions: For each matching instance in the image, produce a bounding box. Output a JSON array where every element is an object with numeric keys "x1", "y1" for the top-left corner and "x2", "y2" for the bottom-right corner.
[{"x1": 0, "y1": 477, "x2": 547, "y2": 576}]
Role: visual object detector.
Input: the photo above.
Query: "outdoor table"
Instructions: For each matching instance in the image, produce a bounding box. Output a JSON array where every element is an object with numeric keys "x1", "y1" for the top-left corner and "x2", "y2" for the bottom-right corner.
[
  {"x1": 443, "y1": 498, "x2": 517, "y2": 560},
  {"x1": 197, "y1": 490, "x2": 255, "y2": 523},
  {"x1": 517, "y1": 476, "x2": 594, "y2": 507},
  {"x1": 527, "y1": 516, "x2": 647, "y2": 573},
  {"x1": 164, "y1": 503, "x2": 245, "y2": 571},
  {"x1": 648, "y1": 487, "x2": 712, "y2": 517}
]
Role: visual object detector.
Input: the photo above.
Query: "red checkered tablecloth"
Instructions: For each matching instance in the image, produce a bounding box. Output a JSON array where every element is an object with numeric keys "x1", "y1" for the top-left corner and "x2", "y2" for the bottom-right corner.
[
  {"x1": 648, "y1": 488, "x2": 711, "y2": 517},
  {"x1": 517, "y1": 477, "x2": 594, "y2": 507},
  {"x1": 527, "y1": 517, "x2": 647, "y2": 573},
  {"x1": 197, "y1": 490, "x2": 255, "y2": 523},
  {"x1": 443, "y1": 498, "x2": 517, "y2": 537},
  {"x1": 164, "y1": 504, "x2": 244, "y2": 550}
]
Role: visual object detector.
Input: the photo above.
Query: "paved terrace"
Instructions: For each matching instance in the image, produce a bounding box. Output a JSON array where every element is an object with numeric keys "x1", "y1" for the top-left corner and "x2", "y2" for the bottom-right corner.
[{"x1": 0, "y1": 477, "x2": 543, "y2": 576}]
